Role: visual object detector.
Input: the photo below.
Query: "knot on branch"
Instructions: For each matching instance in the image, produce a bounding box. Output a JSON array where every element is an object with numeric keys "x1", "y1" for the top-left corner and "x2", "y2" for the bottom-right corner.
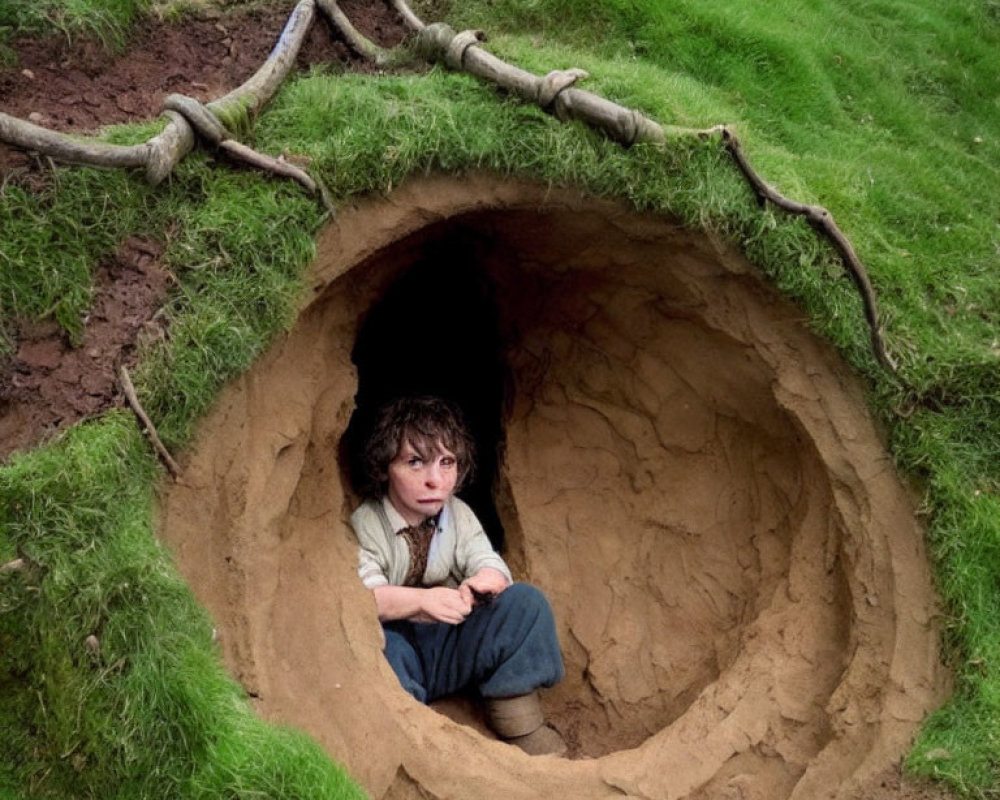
[
  {"x1": 415, "y1": 22, "x2": 454, "y2": 59},
  {"x1": 164, "y1": 94, "x2": 232, "y2": 145},
  {"x1": 697, "y1": 123, "x2": 728, "y2": 141},
  {"x1": 589, "y1": 106, "x2": 649, "y2": 147},
  {"x1": 415, "y1": 23, "x2": 486, "y2": 69},
  {"x1": 446, "y1": 29, "x2": 487, "y2": 71},
  {"x1": 537, "y1": 68, "x2": 589, "y2": 109}
]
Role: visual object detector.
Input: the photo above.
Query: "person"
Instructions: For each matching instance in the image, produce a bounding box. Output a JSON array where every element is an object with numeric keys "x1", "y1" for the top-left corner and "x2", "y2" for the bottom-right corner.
[{"x1": 350, "y1": 395, "x2": 566, "y2": 755}]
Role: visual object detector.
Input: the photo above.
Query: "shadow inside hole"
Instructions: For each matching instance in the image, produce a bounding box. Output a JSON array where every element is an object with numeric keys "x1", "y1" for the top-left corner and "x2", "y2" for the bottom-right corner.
[{"x1": 341, "y1": 231, "x2": 511, "y2": 550}]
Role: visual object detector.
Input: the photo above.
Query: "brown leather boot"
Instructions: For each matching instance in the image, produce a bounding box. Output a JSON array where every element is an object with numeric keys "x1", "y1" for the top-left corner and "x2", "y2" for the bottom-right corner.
[{"x1": 485, "y1": 692, "x2": 567, "y2": 756}]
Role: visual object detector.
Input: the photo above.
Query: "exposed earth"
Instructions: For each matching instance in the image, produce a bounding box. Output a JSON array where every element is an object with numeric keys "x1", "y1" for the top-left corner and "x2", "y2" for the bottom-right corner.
[{"x1": 0, "y1": 4, "x2": 958, "y2": 800}]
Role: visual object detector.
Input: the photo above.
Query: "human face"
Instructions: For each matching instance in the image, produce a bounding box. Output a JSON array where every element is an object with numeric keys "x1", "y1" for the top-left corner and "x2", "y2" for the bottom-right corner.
[{"x1": 386, "y1": 439, "x2": 459, "y2": 526}]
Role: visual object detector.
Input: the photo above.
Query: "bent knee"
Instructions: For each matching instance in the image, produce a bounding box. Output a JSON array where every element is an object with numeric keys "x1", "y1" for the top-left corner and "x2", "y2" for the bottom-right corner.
[{"x1": 498, "y1": 582, "x2": 551, "y2": 612}]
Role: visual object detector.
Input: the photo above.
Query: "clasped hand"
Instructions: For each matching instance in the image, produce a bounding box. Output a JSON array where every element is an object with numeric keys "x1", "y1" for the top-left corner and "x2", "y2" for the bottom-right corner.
[
  {"x1": 416, "y1": 586, "x2": 472, "y2": 624},
  {"x1": 418, "y1": 568, "x2": 510, "y2": 624}
]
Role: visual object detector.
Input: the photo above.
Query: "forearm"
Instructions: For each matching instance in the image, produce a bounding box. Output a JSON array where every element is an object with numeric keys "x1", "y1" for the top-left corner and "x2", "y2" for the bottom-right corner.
[
  {"x1": 372, "y1": 584, "x2": 427, "y2": 622},
  {"x1": 372, "y1": 584, "x2": 473, "y2": 624},
  {"x1": 463, "y1": 566, "x2": 511, "y2": 592}
]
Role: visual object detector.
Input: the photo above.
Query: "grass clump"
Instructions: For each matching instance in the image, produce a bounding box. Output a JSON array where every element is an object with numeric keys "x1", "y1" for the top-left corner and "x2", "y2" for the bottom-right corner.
[
  {"x1": 0, "y1": 0, "x2": 151, "y2": 50},
  {"x1": 0, "y1": 415, "x2": 363, "y2": 799}
]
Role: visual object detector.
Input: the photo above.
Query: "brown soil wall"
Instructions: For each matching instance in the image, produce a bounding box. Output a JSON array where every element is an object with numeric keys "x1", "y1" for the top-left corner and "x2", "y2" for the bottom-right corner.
[{"x1": 158, "y1": 174, "x2": 947, "y2": 800}]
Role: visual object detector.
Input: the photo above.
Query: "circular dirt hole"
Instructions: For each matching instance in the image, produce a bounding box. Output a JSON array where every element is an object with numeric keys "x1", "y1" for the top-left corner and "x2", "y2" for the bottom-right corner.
[{"x1": 159, "y1": 175, "x2": 947, "y2": 800}]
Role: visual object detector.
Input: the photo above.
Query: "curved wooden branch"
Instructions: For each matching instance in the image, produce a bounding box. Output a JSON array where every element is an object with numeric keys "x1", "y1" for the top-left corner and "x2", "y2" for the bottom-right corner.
[
  {"x1": 208, "y1": 0, "x2": 317, "y2": 131},
  {"x1": 144, "y1": 111, "x2": 196, "y2": 185},
  {"x1": 150, "y1": 0, "x2": 317, "y2": 177},
  {"x1": 390, "y1": 0, "x2": 425, "y2": 31},
  {"x1": 164, "y1": 94, "x2": 231, "y2": 144},
  {"x1": 718, "y1": 127, "x2": 896, "y2": 372},
  {"x1": 316, "y1": 0, "x2": 392, "y2": 65},
  {"x1": 0, "y1": 0, "x2": 316, "y2": 184},
  {"x1": 0, "y1": 109, "x2": 195, "y2": 186},
  {"x1": 0, "y1": 111, "x2": 151, "y2": 169}
]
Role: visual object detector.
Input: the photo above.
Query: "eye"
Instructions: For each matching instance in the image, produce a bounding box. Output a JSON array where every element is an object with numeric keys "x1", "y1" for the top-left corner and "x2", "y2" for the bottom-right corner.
[
  {"x1": 407, "y1": 457, "x2": 424, "y2": 467},
  {"x1": 440, "y1": 456, "x2": 456, "y2": 469}
]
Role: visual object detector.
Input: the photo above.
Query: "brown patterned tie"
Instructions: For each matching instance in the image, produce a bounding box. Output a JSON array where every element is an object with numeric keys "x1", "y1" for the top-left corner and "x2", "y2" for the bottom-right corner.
[{"x1": 399, "y1": 516, "x2": 437, "y2": 587}]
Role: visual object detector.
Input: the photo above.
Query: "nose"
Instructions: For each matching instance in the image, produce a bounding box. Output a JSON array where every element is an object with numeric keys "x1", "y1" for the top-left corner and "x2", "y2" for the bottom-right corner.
[{"x1": 425, "y1": 462, "x2": 443, "y2": 487}]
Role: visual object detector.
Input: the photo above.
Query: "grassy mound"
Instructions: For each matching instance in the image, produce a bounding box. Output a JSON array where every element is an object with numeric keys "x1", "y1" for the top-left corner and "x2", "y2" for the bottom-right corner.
[{"x1": 2, "y1": 0, "x2": 998, "y2": 796}]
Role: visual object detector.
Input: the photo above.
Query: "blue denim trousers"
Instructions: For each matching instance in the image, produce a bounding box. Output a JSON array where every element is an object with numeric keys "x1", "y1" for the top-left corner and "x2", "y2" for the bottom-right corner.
[{"x1": 381, "y1": 582, "x2": 565, "y2": 703}]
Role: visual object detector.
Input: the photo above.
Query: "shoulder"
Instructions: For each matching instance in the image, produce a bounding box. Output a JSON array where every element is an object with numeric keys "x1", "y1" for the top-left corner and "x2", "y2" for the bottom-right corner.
[
  {"x1": 350, "y1": 499, "x2": 386, "y2": 537},
  {"x1": 445, "y1": 496, "x2": 486, "y2": 538},
  {"x1": 447, "y1": 496, "x2": 481, "y2": 526}
]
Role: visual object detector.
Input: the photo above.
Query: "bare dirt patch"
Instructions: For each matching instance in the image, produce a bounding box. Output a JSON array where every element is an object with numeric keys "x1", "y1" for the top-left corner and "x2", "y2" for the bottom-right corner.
[
  {"x1": 0, "y1": 1, "x2": 408, "y2": 132},
  {"x1": 0, "y1": 236, "x2": 171, "y2": 462},
  {"x1": 158, "y1": 175, "x2": 950, "y2": 800},
  {"x1": 0, "y1": 1, "x2": 410, "y2": 463}
]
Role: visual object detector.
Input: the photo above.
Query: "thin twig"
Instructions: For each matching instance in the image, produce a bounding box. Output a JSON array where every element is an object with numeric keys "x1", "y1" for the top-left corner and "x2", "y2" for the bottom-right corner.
[
  {"x1": 219, "y1": 139, "x2": 317, "y2": 193},
  {"x1": 119, "y1": 366, "x2": 182, "y2": 480}
]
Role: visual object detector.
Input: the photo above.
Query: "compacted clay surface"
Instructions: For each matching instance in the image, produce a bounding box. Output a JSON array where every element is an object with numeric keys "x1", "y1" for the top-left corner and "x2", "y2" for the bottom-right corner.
[{"x1": 158, "y1": 175, "x2": 949, "y2": 800}]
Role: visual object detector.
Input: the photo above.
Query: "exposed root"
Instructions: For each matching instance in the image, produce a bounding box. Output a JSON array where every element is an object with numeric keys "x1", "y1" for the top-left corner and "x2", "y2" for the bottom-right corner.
[
  {"x1": 416, "y1": 23, "x2": 664, "y2": 146},
  {"x1": 718, "y1": 126, "x2": 896, "y2": 373},
  {"x1": 390, "y1": 0, "x2": 426, "y2": 31},
  {"x1": 0, "y1": 0, "x2": 317, "y2": 185},
  {"x1": 165, "y1": 93, "x2": 334, "y2": 212},
  {"x1": 1, "y1": 558, "x2": 26, "y2": 574},
  {"x1": 316, "y1": 0, "x2": 392, "y2": 65},
  {"x1": 0, "y1": 1, "x2": 897, "y2": 374}
]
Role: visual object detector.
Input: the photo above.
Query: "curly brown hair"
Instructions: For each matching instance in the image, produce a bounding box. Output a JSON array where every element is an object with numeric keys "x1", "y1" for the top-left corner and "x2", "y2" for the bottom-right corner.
[{"x1": 358, "y1": 396, "x2": 476, "y2": 500}]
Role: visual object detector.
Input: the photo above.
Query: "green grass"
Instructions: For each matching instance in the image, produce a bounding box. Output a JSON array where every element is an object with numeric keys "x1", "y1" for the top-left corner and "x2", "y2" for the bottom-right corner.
[
  {"x1": 0, "y1": 415, "x2": 363, "y2": 800},
  {"x1": 2, "y1": 0, "x2": 1000, "y2": 796},
  {"x1": 0, "y1": 0, "x2": 151, "y2": 52}
]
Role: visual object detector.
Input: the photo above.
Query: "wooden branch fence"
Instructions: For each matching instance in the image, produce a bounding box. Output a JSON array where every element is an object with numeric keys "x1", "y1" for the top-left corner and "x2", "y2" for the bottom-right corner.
[{"x1": 1, "y1": 0, "x2": 897, "y2": 385}]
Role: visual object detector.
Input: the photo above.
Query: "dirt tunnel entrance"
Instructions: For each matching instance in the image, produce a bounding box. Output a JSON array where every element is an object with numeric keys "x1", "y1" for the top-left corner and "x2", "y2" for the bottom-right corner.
[{"x1": 158, "y1": 174, "x2": 947, "y2": 800}]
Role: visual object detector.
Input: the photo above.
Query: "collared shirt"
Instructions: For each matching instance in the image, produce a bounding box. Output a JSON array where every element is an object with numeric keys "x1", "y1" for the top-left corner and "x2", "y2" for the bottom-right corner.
[{"x1": 352, "y1": 496, "x2": 513, "y2": 590}]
